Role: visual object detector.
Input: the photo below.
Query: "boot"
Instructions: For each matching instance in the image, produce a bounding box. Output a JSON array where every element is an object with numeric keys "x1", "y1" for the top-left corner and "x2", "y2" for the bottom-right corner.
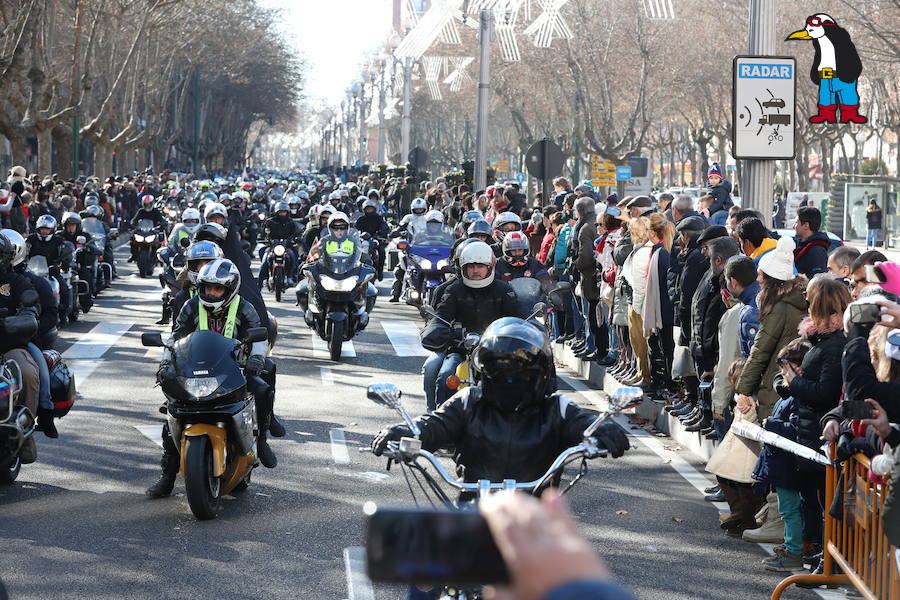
[
  {"x1": 19, "y1": 436, "x2": 37, "y2": 464},
  {"x1": 808, "y1": 104, "x2": 837, "y2": 124},
  {"x1": 36, "y1": 407, "x2": 59, "y2": 439},
  {"x1": 839, "y1": 104, "x2": 867, "y2": 124},
  {"x1": 155, "y1": 303, "x2": 172, "y2": 326},
  {"x1": 742, "y1": 494, "x2": 785, "y2": 543},
  {"x1": 255, "y1": 392, "x2": 278, "y2": 468},
  {"x1": 146, "y1": 453, "x2": 178, "y2": 498},
  {"x1": 268, "y1": 413, "x2": 286, "y2": 438}
]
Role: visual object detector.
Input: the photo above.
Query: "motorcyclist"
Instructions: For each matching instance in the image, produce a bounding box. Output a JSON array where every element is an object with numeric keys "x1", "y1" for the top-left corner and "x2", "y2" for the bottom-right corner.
[
  {"x1": 26, "y1": 215, "x2": 71, "y2": 326},
  {"x1": 328, "y1": 190, "x2": 355, "y2": 216},
  {"x1": 147, "y1": 258, "x2": 278, "y2": 498},
  {"x1": 307, "y1": 212, "x2": 355, "y2": 263},
  {"x1": 388, "y1": 198, "x2": 429, "y2": 302},
  {"x1": 301, "y1": 204, "x2": 335, "y2": 255},
  {"x1": 455, "y1": 209, "x2": 484, "y2": 238},
  {"x1": 130, "y1": 194, "x2": 165, "y2": 262},
  {"x1": 3, "y1": 229, "x2": 58, "y2": 438},
  {"x1": 192, "y1": 222, "x2": 228, "y2": 247},
  {"x1": 355, "y1": 199, "x2": 390, "y2": 279},
  {"x1": 0, "y1": 234, "x2": 41, "y2": 464},
  {"x1": 372, "y1": 317, "x2": 630, "y2": 484},
  {"x1": 166, "y1": 207, "x2": 201, "y2": 251},
  {"x1": 492, "y1": 211, "x2": 522, "y2": 243},
  {"x1": 203, "y1": 202, "x2": 229, "y2": 228},
  {"x1": 495, "y1": 230, "x2": 551, "y2": 290},
  {"x1": 169, "y1": 240, "x2": 224, "y2": 323},
  {"x1": 259, "y1": 201, "x2": 300, "y2": 288},
  {"x1": 419, "y1": 240, "x2": 521, "y2": 410}
]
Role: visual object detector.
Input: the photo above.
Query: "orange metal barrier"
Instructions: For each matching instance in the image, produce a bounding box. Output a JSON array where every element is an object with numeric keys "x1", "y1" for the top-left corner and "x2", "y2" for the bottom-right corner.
[{"x1": 772, "y1": 447, "x2": 900, "y2": 599}]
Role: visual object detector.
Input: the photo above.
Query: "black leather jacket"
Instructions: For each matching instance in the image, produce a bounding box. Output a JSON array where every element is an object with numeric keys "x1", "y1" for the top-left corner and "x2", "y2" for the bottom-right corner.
[
  {"x1": 21, "y1": 270, "x2": 58, "y2": 338},
  {"x1": 131, "y1": 207, "x2": 165, "y2": 229},
  {"x1": 421, "y1": 278, "x2": 519, "y2": 352},
  {"x1": 26, "y1": 234, "x2": 66, "y2": 266},
  {"x1": 0, "y1": 271, "x2": 40, "y2": 353},
  {"x1": 355, "y1": 213, "x2": 389, "y2": 237},
  {"x1": 398, "y1": 386, "x2": 606, "y2": 483},
  {"x1": 264, "y1": 217, "x2": 299, "y2": 241}
]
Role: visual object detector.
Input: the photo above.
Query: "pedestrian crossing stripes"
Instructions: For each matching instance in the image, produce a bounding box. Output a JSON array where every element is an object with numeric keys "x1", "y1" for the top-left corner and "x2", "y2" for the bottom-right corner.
[
  {"x1": 380, "y1": 320, "x2": 430, "y2": 356},
  {"x1": 62, "y1": 321, "x2": 134, "y2": 359},
  {"x1": 310, "y1": 331, "x2": 356, "y2": 358}
]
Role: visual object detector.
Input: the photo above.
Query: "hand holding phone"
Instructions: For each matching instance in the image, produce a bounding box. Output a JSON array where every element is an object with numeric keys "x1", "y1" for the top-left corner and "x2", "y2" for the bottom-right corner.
[{"x1": 843, "y1": 399, "x2": 875, "y2": 420}]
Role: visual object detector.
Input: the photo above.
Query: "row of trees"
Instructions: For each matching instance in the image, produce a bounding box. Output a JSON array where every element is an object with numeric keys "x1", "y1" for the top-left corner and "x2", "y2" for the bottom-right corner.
[
  {"x1": 331, "y1": 0, "x2": 899, "y2": 192},
  {"x1": 0, "y1": 0, "x2": 304, "y2": 178}
]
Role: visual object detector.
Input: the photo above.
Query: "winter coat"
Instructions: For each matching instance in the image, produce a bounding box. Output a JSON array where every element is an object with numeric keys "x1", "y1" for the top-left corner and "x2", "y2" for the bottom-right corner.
[
  {"x1": 613, "y1": 227, "x2": 633, "y2": 267},
  {"x1": 737, "y1": 281, "x2": 761, "y2": 358},
  {"x1": 793, "y1": 232, "x2": 831, "y2": 279},
  {"x1": 553, "y1": 225, "x2": 572, "y2": 271},
  {"x1": 574, "y1": 214, "x2": 599, "y2": 300},
  {"x1": 866, "y1": 209, "x2": 882, "y2": 230},
  {"x1": 537, "y1": 231, "x2": 555, "y2": 265},
  {"x1": 752, "y1": 393, "x2": 801, "y2": 490},
  {"x1": 707, "y1": 178, "x2": 734, "y2": 215},
  {"x1": 712, "y1": 304, "x2": 743, "y2": 415},
  {"x1": 788, "y1": 316, "x2": 846, "y2": 456},
  {"x1": 672, "y1": 241, "x2": 707, "y2": 335},
  {"x1": 690, "y1": 268, "x2": 727, "y2": 373},
  {"x1": 837, "y1": 334, "x2": 900, "y2": 424},
  {"x1": 735, "y1": 286, "x2": 808, "y2": 419}
]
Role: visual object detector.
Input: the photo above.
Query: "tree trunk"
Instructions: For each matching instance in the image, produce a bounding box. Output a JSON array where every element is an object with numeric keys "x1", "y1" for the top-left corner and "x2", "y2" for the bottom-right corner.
[
  {"x1": 35, "y1": 126, "x2": 53, "y2": 176},
  {"x1": 9, "y1": 135, "x2": 27, "y2": 167},
  {"x1": 93, "y1": 141, "x2": 110, "y2": 177},
  {"x1": 53, "y1": 125, "x2": 72, "y2": 177}
]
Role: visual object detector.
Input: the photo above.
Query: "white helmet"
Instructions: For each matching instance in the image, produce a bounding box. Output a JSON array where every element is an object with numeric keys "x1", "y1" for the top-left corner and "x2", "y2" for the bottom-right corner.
[
  {"x1": 35, "y1": 215, "x2": 58, "y2": 242},
  {"x1": 328, "y1": 211, "x2": 350, "y2": 239},
  {"x1": 329, "y1": 190, "x2": 342, "y2": 202},
  {"x1": 458, "y1": 240, "x2": 496, "y2": 289},
  {"x1": 204, "y1": 202, "x2": 228, "y2": 223},
  {"x1": 410, "y1": 198, "x2": 427, "y2": 215},
  {"x1": 181, "y1": 207, "x2": 201, "y2": 235},
  {"x1": 493, "y1": 211, "x2": 521, "y2": 240},
  {"x1": 1, "y1": 229, "x2": 27, "y2": 267},
  {"x1": 196, "y1": 258, "x2": 241, "y2": 313},
  {"x1": 424, "y1": 210, "x2": 444, "y2": 224}
]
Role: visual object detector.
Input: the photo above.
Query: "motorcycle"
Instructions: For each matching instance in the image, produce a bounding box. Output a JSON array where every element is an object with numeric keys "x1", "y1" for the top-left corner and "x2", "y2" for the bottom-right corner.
[
  {"x1": 157, "y1": 244, "x2": 187, "y2": 324},
  {"x1": 363, "y1": 383, "x2": 641, "y2": 597},
  {"x1": 140, "y1": 326, "x2": 270, "y2": 520},
  {"x1": 260, "y1": 239, "x2": 294, "y2": 302},
  {"x1": 297, "y1": 233, "x2": 377, "y2": 361},
  {"x1": 58, "y1": 241, "x2": 89, "y2": 322},
  {"x1": 133, "y1": 218, "x2": 162, "y2": 278},
  {"x1": 82, "y1": 217, "x2": 114, "y2": 293},
  {"x1": 402, "y1": 227, "x2": 453, "y2": 309}
]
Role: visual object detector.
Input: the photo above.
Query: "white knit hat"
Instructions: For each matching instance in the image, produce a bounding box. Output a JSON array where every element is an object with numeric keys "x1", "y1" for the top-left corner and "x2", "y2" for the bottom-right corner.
[{"x1": 758, "y1": 235, "x2": 796, "y2": 281}]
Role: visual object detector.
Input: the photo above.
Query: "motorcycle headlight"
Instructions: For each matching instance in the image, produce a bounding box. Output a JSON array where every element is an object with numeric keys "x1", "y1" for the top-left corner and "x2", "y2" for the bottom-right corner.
[
  {"x1": 436, "y1": 259, "x2": 449, "y2": 270},
  {"x1": 320, "y1": 274, "x2": 359, "y2": 291},
  {"x1": 258, "y1": 213, "x2": 266, "y2": 221},
  {"x1": 168, "y1": 209, "x2": 177, "y2": 217},
  {"x1": 133, "y1": 235, "x2": 144, "y2": 242},
  {"x1": 273, "y1": 245, "x2": 286, "y2": 257},
  {"x1": 413, "y1": 256, "x2": 432, "y2": 270},
  {"x1": 181, "y1": 375, "x2": 226, "y2": 398},
  {"x1": 145, "y1": 234, "x2": 157, "y2": 243}
]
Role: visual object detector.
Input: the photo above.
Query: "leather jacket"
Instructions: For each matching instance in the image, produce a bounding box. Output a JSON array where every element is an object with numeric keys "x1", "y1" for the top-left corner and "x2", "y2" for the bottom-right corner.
[
  {"x1": 173, "y1": 295, "x2": 267, "y2": 358},
  {"x1": 421, "y1": 278, "x2": 519, "y2": 352}
]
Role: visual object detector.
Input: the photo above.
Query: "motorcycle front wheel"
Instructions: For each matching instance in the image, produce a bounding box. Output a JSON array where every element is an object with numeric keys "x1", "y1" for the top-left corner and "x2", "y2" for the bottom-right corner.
[
  {"x1": 184, "y1": 435, "x2": 221, "y2": 520},
  {"x1": 0, "y1": 456, "x2": 21, "y2": 484},
  {"x1": 328, "y1": 319, "x2": 344, "y2": 362},
  {"x1": 274, "y1": 268, "x2": 284, "y2": 302}
]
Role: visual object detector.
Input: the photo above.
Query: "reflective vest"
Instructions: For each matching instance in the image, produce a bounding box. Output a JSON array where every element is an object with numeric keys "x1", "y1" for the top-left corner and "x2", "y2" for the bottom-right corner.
[
  {"x1": 198, "y1": 295, "x2": 240, "y2": 339},
  {"x1": 325, "y1": 239, "x2": 354, "y2": 255}
]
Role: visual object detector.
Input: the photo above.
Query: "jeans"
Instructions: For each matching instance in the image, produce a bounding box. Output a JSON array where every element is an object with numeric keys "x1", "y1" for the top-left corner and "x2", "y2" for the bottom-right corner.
[
  {"x1": 607, "y1": 317, "x2": 620, "y2": 356},
  {"x1": 714, "y1": 406, "x2": 733, "y2": 441},
  {"x1": 867, "y1": 228, "x2": 879, "y2": 247},
  {"x1": 569, "y1": 293, "x2": 584, "y2": 338},
  {"x1": 818, "y1": 77, "x2": 860, "y2": 106},
  {"x1": 798, "y1": 470, "x2": 825, "y2": 545},
  {"x1": 26, "y1": 342, "x2": 52, "y2": 411},
  {"x1": 775, "y1": 486, "x2": 804, "y2": 555},
  {"x1": 422, "y1": 351, "x2": 465, "y2": 411}
]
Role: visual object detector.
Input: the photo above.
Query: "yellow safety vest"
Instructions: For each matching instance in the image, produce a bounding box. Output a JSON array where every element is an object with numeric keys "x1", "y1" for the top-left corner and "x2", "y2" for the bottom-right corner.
[
  {"x1": 325, "y1": 239, "x2": 354, "y2": 255},
  {"x1": 198, "y1": 295, "x2": 241, "y2": 339}
]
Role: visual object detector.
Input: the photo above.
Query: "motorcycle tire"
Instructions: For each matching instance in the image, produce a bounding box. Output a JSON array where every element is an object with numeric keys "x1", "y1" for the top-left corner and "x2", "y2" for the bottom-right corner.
[
  {"x1": 0, "y1": 456, "x2": 21, "y2": 484},
  {"x1": 137, "y1": 252, "x2": 152, "y2": 278},
  {"x1": 328, "y1": 319, "x2": 345, "y2": 362},
  {"x1": 184, "y1": 435, "x2": 221, "y2": 520},
  {"x1": 274, "y1": 270, "x2": 284, "y2": 303},
  {"x1": 80, "y1": 297, "x2": 93, "y2": 314}
]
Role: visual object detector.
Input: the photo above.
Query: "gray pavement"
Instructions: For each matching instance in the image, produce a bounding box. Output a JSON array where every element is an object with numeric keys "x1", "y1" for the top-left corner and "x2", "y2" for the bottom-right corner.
[{"x1": 0, "y1": 245, "x2": 826, "y2": 600}]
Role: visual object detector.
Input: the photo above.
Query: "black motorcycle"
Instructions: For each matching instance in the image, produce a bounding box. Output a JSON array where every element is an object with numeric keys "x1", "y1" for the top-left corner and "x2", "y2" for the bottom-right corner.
[
  {"x1": 133, "y1": 218, "x2": 162, "y2": 278},
  {"x1": 157, "y1": 245, "x2": 187, "y2": 324},
  {"x1": 261, "y1": 238, "x2": 294, "y2": 302},
  {"x1": 297, "y1": 233, "x2": 377, "y2": 361},
  {"x1": 141, "y1": 327, "x2": 269, "y2": 520}
]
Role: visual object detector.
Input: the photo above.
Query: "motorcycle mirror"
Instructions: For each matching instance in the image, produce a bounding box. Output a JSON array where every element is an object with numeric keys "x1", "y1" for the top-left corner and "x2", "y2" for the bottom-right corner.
[
  {"x1": 180, "y1": 237, "x2": 191, "y2": 248},
  {"x1": 440, "y1": 264, "x2": 454, "y2": 274},
  {"x1": 20, "y1": 289, "x2": 39, "y2": 308},
  {"x1": 532, "y1": 302, "x2": 546, "y2": 314},
  {"x1": 173, "y1": 255, "x2": 186, "y2": 268},
  {"x1": 367, "y1": 383, "x2": 401, "y2": 408},
  {"x1": 246, "y1": 327, "x2": 268, "y2": 343},
  {"x1": 141, "y1": 332, "x2": 165, "y2": 347}
]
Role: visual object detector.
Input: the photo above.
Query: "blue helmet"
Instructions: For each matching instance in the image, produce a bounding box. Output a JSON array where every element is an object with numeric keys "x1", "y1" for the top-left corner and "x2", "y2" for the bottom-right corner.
[{"x1": 185, "y1": 240, "x2": 224, "y2": 285}]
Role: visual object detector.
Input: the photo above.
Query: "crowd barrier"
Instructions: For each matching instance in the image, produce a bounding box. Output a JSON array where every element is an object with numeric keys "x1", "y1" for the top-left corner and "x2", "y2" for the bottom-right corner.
[{"x1": 771, "y1": 446, "x2": 900, "y2": 599}]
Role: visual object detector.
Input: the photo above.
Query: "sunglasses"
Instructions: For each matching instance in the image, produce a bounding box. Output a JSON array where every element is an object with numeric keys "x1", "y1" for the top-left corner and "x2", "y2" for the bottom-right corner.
[{"x1": 806, "y1": 16, "x2": 833, "y2": 27}]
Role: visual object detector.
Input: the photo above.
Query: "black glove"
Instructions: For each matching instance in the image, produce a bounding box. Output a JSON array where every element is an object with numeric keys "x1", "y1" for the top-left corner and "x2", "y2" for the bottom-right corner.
[
  {"x1": 245, "y1": 354, "x2": 265, "y2": 375},
  {"x1": 156, "y1": 361, "x2": 176, "y2": 385},
  {"x1": 593, "y1": 422, "x2": 629, "y2": 458},
  {"x1": 371, "y1": 424, "x2": 413, "y2": 456}
]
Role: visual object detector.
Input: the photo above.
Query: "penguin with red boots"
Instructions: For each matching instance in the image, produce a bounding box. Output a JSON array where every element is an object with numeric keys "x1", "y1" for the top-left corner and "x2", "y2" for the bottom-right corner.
[{"x1": 786, "y1": 13, "x2": 867, "y2": 124}]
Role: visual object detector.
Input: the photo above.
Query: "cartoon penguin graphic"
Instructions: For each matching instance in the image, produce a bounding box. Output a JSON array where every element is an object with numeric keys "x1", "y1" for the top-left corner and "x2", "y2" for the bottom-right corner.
[{"x1": 786, "y1": 14, "x2": 867, "y2": 124}]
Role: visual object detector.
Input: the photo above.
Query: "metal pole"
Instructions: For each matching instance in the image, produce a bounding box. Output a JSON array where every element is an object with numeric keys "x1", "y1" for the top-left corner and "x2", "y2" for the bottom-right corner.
[
  {"x1": 474, "y1": 9, "x2": 493, "y2": 191},
  {"x1": 377, "y1": 69, "x2": 387, "y2": 164},
  {"x1": 401, "y1": 58, "x2": 412, "y2": 165},
  {"x1": 193, "y1": 69, "x2": 200, "y2": 175},
  {"x1": 742, "y1": 0, "x2": 776, "y2": 227},
  {"x1": 358, "y1": 90, "x2": 367, "y2": 166}
]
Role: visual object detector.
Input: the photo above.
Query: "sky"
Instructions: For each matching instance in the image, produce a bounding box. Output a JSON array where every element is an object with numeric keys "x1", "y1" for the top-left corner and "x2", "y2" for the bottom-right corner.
[{"x1": 261, "y1": 0, "x2": 395, "y2": 107}]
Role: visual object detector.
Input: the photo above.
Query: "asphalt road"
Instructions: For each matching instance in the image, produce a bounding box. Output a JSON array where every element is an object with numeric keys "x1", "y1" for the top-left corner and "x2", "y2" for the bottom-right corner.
[{"x1": 0, "y1": 245, "x2": 825, "y2": 600}]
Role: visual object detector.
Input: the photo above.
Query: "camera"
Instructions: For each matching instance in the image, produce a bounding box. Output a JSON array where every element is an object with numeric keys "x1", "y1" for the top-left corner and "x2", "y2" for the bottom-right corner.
[
  {"x1": 842, "y1": 400, "x2": 874, "y2": 420},
  {"x1": 848, "y1": 302, "x2": 881, "y2": 324}
]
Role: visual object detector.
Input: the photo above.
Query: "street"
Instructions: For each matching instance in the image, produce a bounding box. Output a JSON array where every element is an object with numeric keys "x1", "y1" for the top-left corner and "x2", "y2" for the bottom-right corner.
[{"x1": 0, "y1": 245, "x2": 822, "y2": 600}]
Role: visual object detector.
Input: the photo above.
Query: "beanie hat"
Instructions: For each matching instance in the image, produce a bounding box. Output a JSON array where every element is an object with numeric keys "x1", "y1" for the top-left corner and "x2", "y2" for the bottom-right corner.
[
  {"x1": 10, "y1": 181, "x2": 24, "y2": 197},
  {"x1": 758, "y1": 235, "x2": 796, "y2": 281},
  {"x1": 606, "y1": 193, "x2": 619, "y2": 206},
  {"x1": 708, "y1": 162, "x2": 724, "y2": 179},
  {"x1": 873, "y1": 261, "x2": 900, "y2": 296}
]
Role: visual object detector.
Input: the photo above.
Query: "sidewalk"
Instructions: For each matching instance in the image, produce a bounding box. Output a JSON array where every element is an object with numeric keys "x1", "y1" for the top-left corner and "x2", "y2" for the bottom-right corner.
[{"x1": 846, "y1": 241, "x2": 900, "y2": 261}]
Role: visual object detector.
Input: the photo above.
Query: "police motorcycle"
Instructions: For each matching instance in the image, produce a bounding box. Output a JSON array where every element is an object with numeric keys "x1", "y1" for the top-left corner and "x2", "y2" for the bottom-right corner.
[
  {"x1": 81, "y1": 214, "x2": 114, "y2": 293},
  {"x1": 133, "y1": 218, "x2": 163, "y2": 278},
  {"x1": 402, "y1": 213, "x2": 454, "y2": 309},
  {"x1": 296, "y1": 226, "x2": 377, "y2": 362},
  {"x1": 141, "y1": 324, "x2": 270, "y2": 520},
  {"x1": 362, "y1": 382, "x2": 641, "y2": 598}
]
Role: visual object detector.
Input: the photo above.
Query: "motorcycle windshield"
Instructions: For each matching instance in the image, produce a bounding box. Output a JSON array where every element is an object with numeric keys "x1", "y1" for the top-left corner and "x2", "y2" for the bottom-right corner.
[
  {"x1": 410, "y1": 227, "x2": 454, "y2": 247},
  {"x1": 26, "y1": 255, "x2": 50, "y2": 277},
  {"x1": 321, "y1": 234, "x2": 361, "y2": 275},
  {"x1": 138, "y1": 219, "x2": 155, "y2": 231},
  {"x1": 82, "y1": 218, "x2": 105, "y2": 236},
  {"x1": 171, "y1": 330, "x2": 245, "y2": 399},
  {"x1": 510, "y1": 277, "x2": 542, "y2": 318}
]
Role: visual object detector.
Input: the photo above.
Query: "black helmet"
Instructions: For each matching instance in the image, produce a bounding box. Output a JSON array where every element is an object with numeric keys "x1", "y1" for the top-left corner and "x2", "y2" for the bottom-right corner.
[
  {"x1": 193, "y1": 222, "x2": 228, "y2": 246},
  {"x1": 467, "y1": 219, "x2": 493, "y2": 240},
  {"x1": 472, "y1": 317, "x2": 553, "y2": 412},
  {"x1": 0, "y1": 234, "x2": 14, "y2": 274}
]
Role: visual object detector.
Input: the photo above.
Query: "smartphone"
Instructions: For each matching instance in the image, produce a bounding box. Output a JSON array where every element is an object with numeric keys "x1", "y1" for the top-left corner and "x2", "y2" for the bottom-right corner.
[
  {"x1": 698, "y1": 381, "x2": 713, "y2": 390},
  {"x1": 848, "y1": 302, "x2": 881, "y2": 324},
  {"x1": 365, "y1": 507, "x2": 510, "y2": 585},
  {"x1": 843, "y1": 400, "x2": 874, "y2": 420}
]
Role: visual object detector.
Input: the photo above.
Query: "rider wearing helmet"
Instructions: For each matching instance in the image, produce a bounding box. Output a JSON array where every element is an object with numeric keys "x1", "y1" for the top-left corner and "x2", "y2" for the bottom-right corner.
[
  {"x1": 372, "y1": 317, "x2": 629, "y2": 481},
  {"x1": 149, "y1": 258, "x2": 278, "y2": 498},
  {"x1": 203, "y1": 202, "x2": 229, "y2": 227},
  {"x1": 259, "y1": 201, "x2": 300, "y2": 288},
  {"x1": 492, "y1": 211, "x2": 521, "y2": 242},
  {"x1": 168, "y1": 240, "x2": 225, "y2": 324},
  {"x1": 192, "y1": 222, "x2": 228, "y2": 247},
  {"x1": 457, "y1": 209, "x2": 484, "y2": 238},
  {"x1": 26, "y1": 215, "x2": 72, "y2": 326},
  {"x1": 355, "y1": 199, "x2": 389, "y2": 280},
  {"x1": 388, "y1": 198, "x2": 430, "y2": 302},
  {"x1": 131, "y1": 194, "x2": 165, "y2": 229},
  {"x1": 418, "y1": 240, "x2": 521, "y2": 410},
  {"x1": 301, "y1": 204, "x2": 335, "y2": 254},
  {"x1": 167, "y1": 207, "x2": 202, "y2": 251},
  {"x1": 496, "y1": 230, "x2": 550, "y2": 286}
]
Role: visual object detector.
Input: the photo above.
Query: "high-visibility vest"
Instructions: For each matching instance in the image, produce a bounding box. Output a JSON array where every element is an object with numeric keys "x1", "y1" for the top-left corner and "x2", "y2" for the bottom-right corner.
[
  {"x1": 325, "y1": 239, "x2": 354, "y2": 255},
  {"x1": 198, "y1": 295, "x2": 241, "y2": 339}
]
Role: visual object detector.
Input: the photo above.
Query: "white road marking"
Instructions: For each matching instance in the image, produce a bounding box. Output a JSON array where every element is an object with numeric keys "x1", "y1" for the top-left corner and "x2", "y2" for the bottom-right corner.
[
  {"x1": 381, "y1": 319, "x2": 429, "y2": 356},
  {"x1": 343, "y1": 546, "x2": 375, "y2": 600},
  {"x1": 62, "y1": 321, "x2": 134, "y2": 359},
  {"x1": 310, "y1": 330, "x2": 356, "y2": 358},
  {"x1": 144, "y1": 346, "x2": 164, "y2": 359},
  {"x1": 320, "y1": 367, "x2": 334, "y2": 386},
  {"x1": 329, "y1": 429, "x2": 351, "y2": 465},
  {"x1": 134, "y1": 424, "x2": 164, "y2": 448},
  {"x1": 67, "y1": 359, "x2": 103, "y2": 386}
]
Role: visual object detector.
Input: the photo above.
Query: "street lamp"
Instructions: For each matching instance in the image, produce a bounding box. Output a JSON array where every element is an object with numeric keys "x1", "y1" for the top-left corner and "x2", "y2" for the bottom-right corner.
[{"x1": 375, "y1": 57, "x2": 388, "y2": 165}]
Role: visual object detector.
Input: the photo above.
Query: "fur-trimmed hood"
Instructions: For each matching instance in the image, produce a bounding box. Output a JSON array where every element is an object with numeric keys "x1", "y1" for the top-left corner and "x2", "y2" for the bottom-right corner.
[{"x1": 798, "y1": 313, "x2": 843, "y2": 339}]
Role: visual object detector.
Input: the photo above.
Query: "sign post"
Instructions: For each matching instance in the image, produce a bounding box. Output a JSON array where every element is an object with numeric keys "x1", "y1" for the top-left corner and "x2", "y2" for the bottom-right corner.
[{"x1": 525, "y1": 138, "x2": 566, "y2": 206}]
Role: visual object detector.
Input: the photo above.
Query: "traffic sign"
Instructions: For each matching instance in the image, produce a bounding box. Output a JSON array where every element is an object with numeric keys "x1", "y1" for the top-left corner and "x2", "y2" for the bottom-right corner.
[
  {"x1": 732, "y1": 55, "x2": 796, "y2": 160},
  {"x1": 516, "y1": 172, "x2": 525, "y2": 183},
  {"x1": 592, "y1": 178, "x2": 616, "y2": 187},
  {"x1": 616, "y1": 165, "x2": 632, "y2": 181},
  {"x1": 525, "y1": 138, "x2": 566, "y2": 179}
]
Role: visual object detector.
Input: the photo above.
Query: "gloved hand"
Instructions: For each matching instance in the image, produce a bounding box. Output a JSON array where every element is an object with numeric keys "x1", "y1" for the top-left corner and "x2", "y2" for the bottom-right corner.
[
  {"x1": 245, "y1": 354, "x2": 265, "y2": 376},
  {"x1": 593, "y1": 422, "x2": 629, "y2": 458},
  {"x1": 156, "y1": 361, "x2": 176, "y2": 385},
  {"x1": 371, "y1": 425, "x2": 413, "y2": 456}
]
